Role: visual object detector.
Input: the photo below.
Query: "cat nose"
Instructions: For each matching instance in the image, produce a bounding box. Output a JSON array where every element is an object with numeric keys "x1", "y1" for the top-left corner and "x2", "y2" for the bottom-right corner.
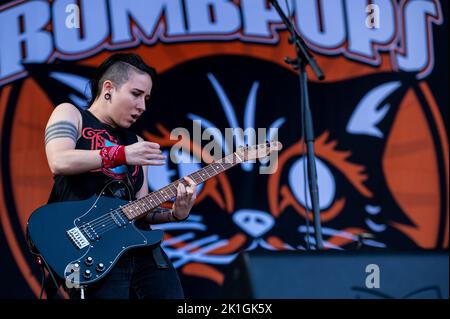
[{"x1": 232, "y1": 209, "x2": 274, "y2": 238}]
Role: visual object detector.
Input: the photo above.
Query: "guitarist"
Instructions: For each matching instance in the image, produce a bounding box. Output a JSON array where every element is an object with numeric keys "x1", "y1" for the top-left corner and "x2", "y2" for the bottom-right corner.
[{"x1": 43, "y1": 53, "x2": 197, "y2": 299}]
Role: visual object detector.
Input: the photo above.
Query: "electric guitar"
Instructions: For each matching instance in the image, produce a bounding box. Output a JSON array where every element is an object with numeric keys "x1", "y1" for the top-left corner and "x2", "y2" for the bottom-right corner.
[{"x1": 27, "y1": 141, "x2": 282, "y2": 287}]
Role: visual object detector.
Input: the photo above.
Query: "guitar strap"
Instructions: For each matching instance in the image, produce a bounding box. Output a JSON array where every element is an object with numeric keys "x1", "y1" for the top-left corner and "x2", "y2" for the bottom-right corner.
[{"x1": 103, "y1": 171, "x2": 135, "y2": 200}]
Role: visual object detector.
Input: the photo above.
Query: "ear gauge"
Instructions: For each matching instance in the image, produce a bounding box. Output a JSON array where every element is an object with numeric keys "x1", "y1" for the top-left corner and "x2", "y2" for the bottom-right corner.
[{"x1": 104, "y1": 92, "x2": 111, "y2": 100}]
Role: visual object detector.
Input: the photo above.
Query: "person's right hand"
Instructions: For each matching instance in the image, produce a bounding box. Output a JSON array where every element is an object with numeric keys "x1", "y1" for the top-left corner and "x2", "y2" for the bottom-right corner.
[{"x1": 124, "y1": 141, "x2": 166, "y2": 166}]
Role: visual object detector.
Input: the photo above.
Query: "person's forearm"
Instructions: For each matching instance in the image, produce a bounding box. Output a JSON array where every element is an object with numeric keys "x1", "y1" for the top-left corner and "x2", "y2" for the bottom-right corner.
[
  {"x1": 48, "y1": 149, "x2": 102, "y2": 175},
  {"x1": 145, "y1": 207, "x2": 185, "y2": 224}
]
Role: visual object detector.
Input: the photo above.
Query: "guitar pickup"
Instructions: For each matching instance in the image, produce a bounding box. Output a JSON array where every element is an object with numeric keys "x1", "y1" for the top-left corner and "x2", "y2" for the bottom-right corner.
[
  {"x1": 111, "y1": 211, "x2": 128, "y2": 227},
  {"x1": 67, "y1": 227, "x2": 90, "y2": 249}
]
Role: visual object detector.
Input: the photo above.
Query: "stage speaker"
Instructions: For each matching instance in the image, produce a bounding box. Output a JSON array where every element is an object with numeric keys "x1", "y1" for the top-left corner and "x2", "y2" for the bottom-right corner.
[{"x1": 244, "y1": 251, "x2": 448, "y2": 299}]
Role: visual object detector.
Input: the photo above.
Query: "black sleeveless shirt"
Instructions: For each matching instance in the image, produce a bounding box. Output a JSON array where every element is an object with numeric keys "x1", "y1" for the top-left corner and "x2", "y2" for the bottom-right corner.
[{"x1": 47, "y1": 108, "x2": 144, "y2": 203}]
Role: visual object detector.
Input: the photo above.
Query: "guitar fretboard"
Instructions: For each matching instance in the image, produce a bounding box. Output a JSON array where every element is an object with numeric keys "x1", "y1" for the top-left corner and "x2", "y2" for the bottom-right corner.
[{"x1": 121, "y1": 153, "x2": 240, "y2": 220}]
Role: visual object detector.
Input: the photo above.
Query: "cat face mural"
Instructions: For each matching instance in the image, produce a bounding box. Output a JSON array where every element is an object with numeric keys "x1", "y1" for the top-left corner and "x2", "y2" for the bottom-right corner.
[
  {"x1": 137, "y1": 56, "x2": 448, "y2": 289},
  {"x1": 0, "y1": 0, "x2": 447, "y2": 298}
]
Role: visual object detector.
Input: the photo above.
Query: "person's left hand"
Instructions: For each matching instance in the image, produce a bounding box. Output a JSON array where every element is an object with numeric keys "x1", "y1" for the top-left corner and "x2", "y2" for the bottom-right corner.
[{"x1": 172, "y1": 176, "x2": 197, "y2": 220}]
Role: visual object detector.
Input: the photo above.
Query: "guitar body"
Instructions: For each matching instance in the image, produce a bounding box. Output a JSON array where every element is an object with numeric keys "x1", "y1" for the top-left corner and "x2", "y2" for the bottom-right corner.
[{"x1": 27, "y1": 194, "x2": 163, "y2": 286}]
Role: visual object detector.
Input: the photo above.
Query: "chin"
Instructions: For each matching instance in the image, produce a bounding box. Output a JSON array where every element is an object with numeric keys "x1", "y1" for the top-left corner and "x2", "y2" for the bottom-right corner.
[{"x1": 118, "y1": 121, "x2": 132, "y2": 129}]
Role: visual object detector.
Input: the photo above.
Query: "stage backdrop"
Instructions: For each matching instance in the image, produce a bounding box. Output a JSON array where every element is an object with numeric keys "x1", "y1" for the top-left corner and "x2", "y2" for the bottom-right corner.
[{"x1": 0, "y1": 0, "x2": 448, "y2": 298}]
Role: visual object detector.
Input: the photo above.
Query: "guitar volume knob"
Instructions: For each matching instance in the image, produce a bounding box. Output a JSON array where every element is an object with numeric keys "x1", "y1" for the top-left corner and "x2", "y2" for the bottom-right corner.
[
  {"x1": 85, "y1": 257, "x2": 93, "y2": 266},
  {"x1": 96, "y1": 263, "x2": 105, "y2": 272},
  {"x1": 83, "y1": 269, "x2": 92, "y2": 279}
]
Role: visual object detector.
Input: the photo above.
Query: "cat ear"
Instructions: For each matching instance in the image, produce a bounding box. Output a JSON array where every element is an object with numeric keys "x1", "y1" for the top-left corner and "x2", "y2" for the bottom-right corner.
[
  {"x1": 346, "y1": 81, "x2": 401, "y2": 138},
  {"x1": 23, "y1": 62, "x2": 94, "y2": 108}
]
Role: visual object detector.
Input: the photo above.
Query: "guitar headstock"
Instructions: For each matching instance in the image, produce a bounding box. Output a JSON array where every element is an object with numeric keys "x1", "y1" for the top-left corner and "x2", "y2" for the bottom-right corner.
[{"x1": 236, "y1": 141, "x2": 283, "y2": 162}]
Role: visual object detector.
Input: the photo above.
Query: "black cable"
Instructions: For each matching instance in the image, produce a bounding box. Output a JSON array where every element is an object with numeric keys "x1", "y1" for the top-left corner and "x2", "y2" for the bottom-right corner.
[
  {"x1": 41, "y1": 255, "x2": 60, "y2": 296},
  {"x1": 26, "y1": 229, "x2": 60, "y2": 298},
  {"x1": 39, "y1": 263, "x2": 46, "y2": 299}
]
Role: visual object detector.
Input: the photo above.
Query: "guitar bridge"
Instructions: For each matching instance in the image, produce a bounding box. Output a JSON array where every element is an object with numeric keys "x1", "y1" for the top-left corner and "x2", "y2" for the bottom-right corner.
[{"x1": 67, "y1": 227, "x2": 89, "y2": 249}]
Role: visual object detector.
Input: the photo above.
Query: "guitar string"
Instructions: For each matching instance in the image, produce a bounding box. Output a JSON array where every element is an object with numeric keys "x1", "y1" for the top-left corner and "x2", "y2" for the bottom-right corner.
[
  {"x1": 68, "y1": 146, "x2": 270, "y2": 243},
  {"x1": 78, "y1": 146, "x2": 250, "y2": 231},
  {"x1": 82, "y1": 161, "x2": 237, "y2": 237},
  {"x1": 90, "y1": 163, "x2": 238, "y2": 236},
  {"x1": 80, "y1": 164, "x2": 233, "y2": 236},
  {"x1": 75, "y1": 156, "x2": 240, "y2": 239},
  {"x1": 85, "y1": 185, "x2": 201, "y2": 236},
  {"x1": 82, "y1": 166, "x2": 216, "y2": 230},
  {"x1": 85, "y1": 186, "x2": 180, "y2": 236}
]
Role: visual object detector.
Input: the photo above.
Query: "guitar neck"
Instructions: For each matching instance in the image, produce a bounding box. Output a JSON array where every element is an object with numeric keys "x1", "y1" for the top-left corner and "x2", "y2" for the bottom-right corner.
[{"x1": 121, "y1": 152, "x2": 241, "y2": 220}]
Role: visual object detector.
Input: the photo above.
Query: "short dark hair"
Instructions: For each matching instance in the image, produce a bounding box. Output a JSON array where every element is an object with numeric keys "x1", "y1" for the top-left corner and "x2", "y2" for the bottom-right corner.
[{"x1": 88, "y1": 53, "x2": 157, "y2": 105}]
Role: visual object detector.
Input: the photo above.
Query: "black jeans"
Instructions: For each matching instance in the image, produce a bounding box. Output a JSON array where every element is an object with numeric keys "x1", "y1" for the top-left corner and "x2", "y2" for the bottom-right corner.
[{"x1": 69, "y1": 245, "x2": 184, "y2": 299}]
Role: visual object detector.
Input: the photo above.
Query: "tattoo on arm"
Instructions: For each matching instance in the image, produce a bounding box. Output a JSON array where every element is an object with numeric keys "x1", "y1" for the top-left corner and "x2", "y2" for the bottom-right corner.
[{"x1": 45, "y1": 121, "x2": 78, "y2": 145}]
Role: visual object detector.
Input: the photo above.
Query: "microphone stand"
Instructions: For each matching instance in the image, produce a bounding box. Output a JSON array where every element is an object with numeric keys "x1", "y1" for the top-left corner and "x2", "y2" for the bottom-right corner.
[{"x1": 269, "y1": 0, "x2": 325, "y2": 249}]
